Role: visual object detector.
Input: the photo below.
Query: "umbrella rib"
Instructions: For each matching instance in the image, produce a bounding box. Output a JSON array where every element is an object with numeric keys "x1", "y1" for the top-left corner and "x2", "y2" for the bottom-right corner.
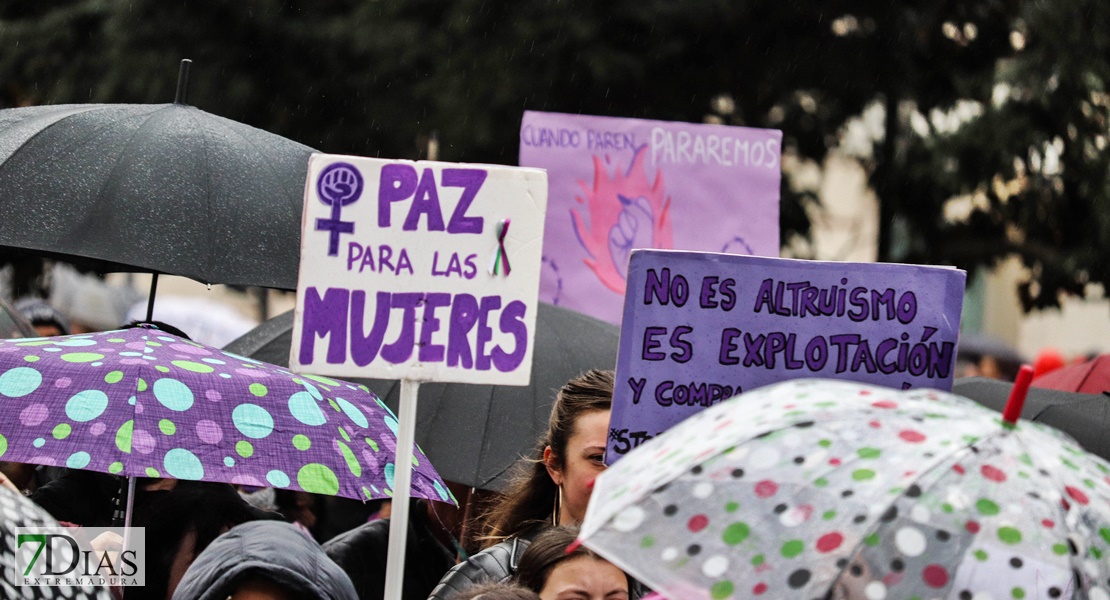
[
  {"x1": 1, "y1": 106, "x2": 161, "y2": 255},
  {"x1": 481, "y1": 458, "x2": 521, "y2": 490},
  {"x1": 473, "y1": 387, "x2": 499, "y2": 488},
  {"x1": 214, "y1": 117, "x2": 309, "y2": 285},
  {"x1": 479, "y1": 378, "x2": 545, "y2": 490},
  {"x1": 183, "y1": 107, "x2": 216, "y2": 281},
  {"x1": 220, "y1": 118, "x2": 302, "y2": 187},
  {"x1": 0, "y1": 105, "x2": 104, "y2": 171},
  {"x1": 90, "y1": 105, "x2": 178, "y2": 248},
  {"x1": 437, "y1": 383, "x2": 488, "y2": 488},
  {"x1": 1009, "y1": 431, "x2": 1089, "y2": 586},
  {"x1": 1077, "y1": 361, "x2": 1098, "y2": 393},
  {"x1": 820, "y1": 426, "x2": 1009, "y2": 594}
]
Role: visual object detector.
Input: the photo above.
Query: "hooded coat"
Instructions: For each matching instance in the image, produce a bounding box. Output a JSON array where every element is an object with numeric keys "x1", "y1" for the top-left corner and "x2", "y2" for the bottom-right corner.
[{"x1": 171, "y1": 520, "x2": 357, "y2": 600}]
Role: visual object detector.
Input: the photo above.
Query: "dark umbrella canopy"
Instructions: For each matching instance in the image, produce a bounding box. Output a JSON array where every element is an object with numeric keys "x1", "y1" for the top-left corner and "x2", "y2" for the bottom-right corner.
[
  {"x1": 225, "y1": 303, "x2": 620, "y2": 490},
  {"x1": 0, "y1": 297, "x2": 36, "y2": 338},
  {"x1": 957, "y1": 332, "x2": 1025, "y2": 364},
  {"x1": 0, "y1": 102, "x2": 314, "y2": 289},
  {"x1": 953, "y1": 376, "x2": 1110, "y2": 461}
]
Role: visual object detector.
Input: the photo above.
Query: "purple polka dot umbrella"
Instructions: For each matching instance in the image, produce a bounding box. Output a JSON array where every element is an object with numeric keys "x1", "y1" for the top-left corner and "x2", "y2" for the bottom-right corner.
[
  {"x1": 579, "y1": 378, "x2": 1110, "y2": 600},
  {"x1": 0, "y1": 327, "x2": 452, "y2": 508}
]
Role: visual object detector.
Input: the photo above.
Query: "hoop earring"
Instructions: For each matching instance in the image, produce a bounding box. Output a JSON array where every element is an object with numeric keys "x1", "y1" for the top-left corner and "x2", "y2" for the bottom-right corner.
[{"x1": 552, "y1": 485, "x2": 562, "y2": 526}]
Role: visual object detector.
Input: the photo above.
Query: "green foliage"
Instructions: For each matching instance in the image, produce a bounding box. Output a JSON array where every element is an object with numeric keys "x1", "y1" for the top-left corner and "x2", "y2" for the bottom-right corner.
[
  {"x1": 0, "y1": 0, "x2": 1106, "y2": 309},
  {"x1": 890, "y1": 0, "x2": 1110, "y2": 309}
]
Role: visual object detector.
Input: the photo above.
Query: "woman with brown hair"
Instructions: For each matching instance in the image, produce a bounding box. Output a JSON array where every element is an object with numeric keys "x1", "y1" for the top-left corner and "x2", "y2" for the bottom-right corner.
[
  {"x1": 448, "y1": 582, "x2": 539, "y2": 600},
  {"x1": 514, "y1": 527, "x2": 628, "y2": 600},
  {"x1": 428, "y1": 369, "x2": 614, "y2": 600}
]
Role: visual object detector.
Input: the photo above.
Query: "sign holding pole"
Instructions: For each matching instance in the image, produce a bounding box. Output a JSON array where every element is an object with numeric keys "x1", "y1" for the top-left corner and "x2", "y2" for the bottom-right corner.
[
  {"x1": 291, "y1": 154, "x2": 547, "y2": 600},
  {"x1": 608, "y1": 249, "x2": 966, "y2": 462},
  {"x1": 387, "y1": 378, "x2": 419, "y2": 600}
]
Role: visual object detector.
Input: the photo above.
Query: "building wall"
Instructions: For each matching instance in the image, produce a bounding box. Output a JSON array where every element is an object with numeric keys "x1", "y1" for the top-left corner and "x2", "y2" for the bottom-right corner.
[{"x1": 802, "y1": 154, "x2": 1109, "y2": 363}]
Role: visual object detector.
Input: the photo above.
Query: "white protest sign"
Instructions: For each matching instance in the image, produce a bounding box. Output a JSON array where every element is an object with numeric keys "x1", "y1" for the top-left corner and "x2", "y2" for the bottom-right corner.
[{"x1": 291, "y1": 154, "x2": 547, "y2": 386}]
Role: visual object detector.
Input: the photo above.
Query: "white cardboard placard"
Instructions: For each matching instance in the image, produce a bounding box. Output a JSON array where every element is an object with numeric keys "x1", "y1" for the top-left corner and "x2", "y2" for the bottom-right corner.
[{"x1": 291, "y1": 154, "x2": 547, "y2": 386}]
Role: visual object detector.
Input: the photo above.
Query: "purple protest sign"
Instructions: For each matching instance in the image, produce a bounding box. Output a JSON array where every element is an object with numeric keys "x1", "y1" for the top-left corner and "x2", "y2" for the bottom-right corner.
[
  {"x1": 607, "y1": 249, "x2": 967, "y2": 462},
  {"x1": 519, "y1": 111, "x2": 782, "y2": 324}
]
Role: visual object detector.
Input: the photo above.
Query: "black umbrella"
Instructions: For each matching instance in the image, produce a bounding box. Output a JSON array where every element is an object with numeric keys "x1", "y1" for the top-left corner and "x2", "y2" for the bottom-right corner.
[
  {"x1": 225, "y1": 303, "x2": 620, "y2": 491},
  {"x1": 957, "y1": 332, "x2": 1026, "y2": 364},
  {"x1": 953, "y1": 376, "x2": 1110, "y2": 461},
  {"x1": 0, "y1": 297, "x2": 36, "y2": 338},
  {"x1": 0, "y1": 60, "x2": 315, "y2": 316}
]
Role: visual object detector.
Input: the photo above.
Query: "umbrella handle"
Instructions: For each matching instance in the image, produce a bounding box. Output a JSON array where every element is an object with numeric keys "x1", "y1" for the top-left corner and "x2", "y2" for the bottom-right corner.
[
  {"x1": 145, "y1": 273, "x2": 159, "y2": 321},
  {"x1": 174, "y1": 59, "x2": 192, "y2": 105},
  {"x1": 119, "y1": 476, "x2": 136, "y2": 600},
  {"x1": 1002, "y1": 365, "x2": 1035, "y2": 427}
]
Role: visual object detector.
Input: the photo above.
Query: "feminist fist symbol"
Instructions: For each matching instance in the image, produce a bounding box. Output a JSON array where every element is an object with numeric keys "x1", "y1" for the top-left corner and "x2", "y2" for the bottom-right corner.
[
  {"x1": 608, "y1": 194, "x2": 655, "y2": 277},
  {"x1": 315, "y1": 163, "x2": 364, "y2": 256}
]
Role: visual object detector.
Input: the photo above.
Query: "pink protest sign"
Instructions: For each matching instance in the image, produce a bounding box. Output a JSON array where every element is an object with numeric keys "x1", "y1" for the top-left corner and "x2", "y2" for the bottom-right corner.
[
  {"x1": 519, "y1": 111, "x2": 782, "y2": 324},
  {"x1": 607, "y1": 250, "x2": 966, "y2": 462}
]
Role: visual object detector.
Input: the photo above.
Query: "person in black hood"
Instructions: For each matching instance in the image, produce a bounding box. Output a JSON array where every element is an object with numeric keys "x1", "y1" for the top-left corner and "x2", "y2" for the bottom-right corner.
[
  {"x1": 134, "y1": 483, "x2": 280, "y2": 600},
  {"x1": 172, "y1": 520, "x2": 357, "y2": 600}
]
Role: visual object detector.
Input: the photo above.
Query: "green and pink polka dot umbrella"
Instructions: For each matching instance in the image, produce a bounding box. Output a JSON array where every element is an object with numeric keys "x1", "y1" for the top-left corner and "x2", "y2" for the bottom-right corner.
[
  {"x1": 0, "y1": 327, "x2": 452, "y2": 504},
  {"x1": 580, "y1": 378, "x2": 1110, "y2": 600}
]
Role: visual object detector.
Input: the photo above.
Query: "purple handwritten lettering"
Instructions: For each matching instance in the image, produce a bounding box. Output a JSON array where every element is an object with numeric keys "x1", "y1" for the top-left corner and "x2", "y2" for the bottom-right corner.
[
  {"x1": 443, "y1": 169, "x2": 487, "y2": 234},
  {"x1": 378, "y1": 164, "x2": 418, "y2": 227},
  {"x1": 669, "y1": 326, "x2": 693, "y2": 363},
  {"x1": 492, "y1": 300, "x2": 528, "y2": 372},
  {"x1": 350, "y1": 291, "x2": 391, "y2": 366},
  {"x1": 642, "y1": 326, "x2": 667, "y2": 361},
  {"x1": 299, "y1": 287, "x2": 349, "y2": 364},
  {"x1": 719, "y1": 328, "x2": 741, "y2": 365},
  {"x1": 418, "y1": 293, "x2": 452, "y2": 363},
  {"x1": 475, "y1": 296, "x2": 501, "y2": 371},
  {"x1": 447, "y1": 294, "x2": 479, "y2": 368},
  {"x1": 380, "y1": 292, "x2": 423, "y2": 364},
  {"x1": 403, "y1": 168, "x2": 446, "y2": 231},
  {"x1": 699, "y1": 276, "x2": 719, "y2": 308}
]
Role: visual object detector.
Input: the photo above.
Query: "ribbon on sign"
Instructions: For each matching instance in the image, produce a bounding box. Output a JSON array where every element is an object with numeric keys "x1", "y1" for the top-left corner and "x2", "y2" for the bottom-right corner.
[{"x1": 488, "y1": 219, "x2": 512, "y2": 276}]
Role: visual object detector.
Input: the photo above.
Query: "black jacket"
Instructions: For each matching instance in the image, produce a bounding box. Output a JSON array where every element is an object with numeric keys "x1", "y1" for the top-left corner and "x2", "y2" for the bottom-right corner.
[
  {"x1": 324, "y1": 505, "x2": 457, "y2": 600},
  {"x1": 427, "y1": 532, "x2": 648, "y2": 600},
  {"x1": 426, "y1": 537, "x2": 529, "y2": 600}
]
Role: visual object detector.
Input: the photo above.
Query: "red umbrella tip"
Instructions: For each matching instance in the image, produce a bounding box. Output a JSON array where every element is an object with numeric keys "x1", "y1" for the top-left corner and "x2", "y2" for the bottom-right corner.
[
  {"x1": 566, "y1": 539, "x2": 583, "y2": 554},
  {"x1": 1002, "y1": 365, "x2": 1035, "y2": 427}
]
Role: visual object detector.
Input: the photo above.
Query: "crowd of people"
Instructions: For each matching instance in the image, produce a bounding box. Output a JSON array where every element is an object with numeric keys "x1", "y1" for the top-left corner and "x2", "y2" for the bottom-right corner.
[{"x1": 0, "y1": 320, "x2": 633, "y2": 600}]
